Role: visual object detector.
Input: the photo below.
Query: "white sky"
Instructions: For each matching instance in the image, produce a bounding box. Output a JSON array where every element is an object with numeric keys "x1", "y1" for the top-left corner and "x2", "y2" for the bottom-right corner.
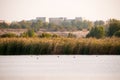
[{"x1": 0, "y1": 0, "x2": 120, "y2": 22}]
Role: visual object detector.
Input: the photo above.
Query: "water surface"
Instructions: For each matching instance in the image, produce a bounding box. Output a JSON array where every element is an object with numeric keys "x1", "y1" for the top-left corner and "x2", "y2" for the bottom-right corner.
[{"x1": 0, "y1": 55, "x2": 120, "y2": 80}]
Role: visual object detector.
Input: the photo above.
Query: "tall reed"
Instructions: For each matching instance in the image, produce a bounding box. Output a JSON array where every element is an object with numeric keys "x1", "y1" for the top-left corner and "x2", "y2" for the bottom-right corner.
[{"x1": 0, "y1": 37, "x2": 120, "y2": 55}]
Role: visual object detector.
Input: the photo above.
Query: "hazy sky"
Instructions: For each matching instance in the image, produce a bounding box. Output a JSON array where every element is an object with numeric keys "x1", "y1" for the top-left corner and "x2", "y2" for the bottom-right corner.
[{"x1": 0, "y1": 0, "x2": 120, "y2": 22}]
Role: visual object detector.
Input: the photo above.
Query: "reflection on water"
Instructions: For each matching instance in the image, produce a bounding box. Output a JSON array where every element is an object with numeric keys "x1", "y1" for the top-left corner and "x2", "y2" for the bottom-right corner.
[{"x1": 0, "y1": 55, "x2": 120, "y2": 80}]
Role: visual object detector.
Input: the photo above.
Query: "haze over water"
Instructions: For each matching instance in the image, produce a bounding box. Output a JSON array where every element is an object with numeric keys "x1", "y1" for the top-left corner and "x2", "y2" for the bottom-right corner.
[{"x1": 0, "y1": 55, "x2": 120, "y2": 80}]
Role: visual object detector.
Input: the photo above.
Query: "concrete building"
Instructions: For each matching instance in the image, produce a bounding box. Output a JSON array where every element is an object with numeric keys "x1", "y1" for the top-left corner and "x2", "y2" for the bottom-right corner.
[
  {"x1": 36, "y1": 17, "x2": 46, "y2": 22},
  {"x1": 75, "y1": 17, "x2": 83, "y2": 21},
  {"x1": 64, "y1": 19, "x2": 74, "y2": 23},
  {"x1": 49, "y1": 17, "x2": 66, "y2": 25},
  {"x1": 0, "y1": 20, "x2": 4, "y2": 23},
  {"x1": 48, "y1": 17, "x2": 83, "y2": 25}
]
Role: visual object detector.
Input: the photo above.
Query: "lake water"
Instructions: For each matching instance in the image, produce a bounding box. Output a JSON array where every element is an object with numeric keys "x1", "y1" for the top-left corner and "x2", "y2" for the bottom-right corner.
[{"x1": 0, "y1": 55, "x2": 120, "y2": 80}]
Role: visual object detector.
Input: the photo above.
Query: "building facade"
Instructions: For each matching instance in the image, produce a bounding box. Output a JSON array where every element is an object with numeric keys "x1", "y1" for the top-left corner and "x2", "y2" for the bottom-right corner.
[
  {"x1": 75, "y1": 17, "x2": 83, "y2": 21},
  {"x1": 36, "y1": 17, "x2": 46, "y2": 22},
  {"x1": 49, "y1": 17, "x2": 66, "y2": 25},
  {"x1": 0, "y1": 20, "x2": 4, "y2": 23}
]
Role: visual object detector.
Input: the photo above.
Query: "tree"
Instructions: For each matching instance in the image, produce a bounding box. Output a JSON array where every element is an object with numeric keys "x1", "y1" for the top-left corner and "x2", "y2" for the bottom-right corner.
[
  {"x1": 114, "y1": 30, "x2": 120, "y2": 37},
  {"x1": 10, "y1": 22, "x2": 21, "y2": 29},
  {"x1": 82, "y1": 20, "x2": 93, "y2": 30},
  {"x1": 19, "y1": 20, "x2": 31, "y2": 28},
  {"x1": 94, "y1": 20, "x2": 105, "y2": 27},
  {"x1": 87, "y1": 26, "x2": 105, "y2": 38},
  {"x1": 31, "y1": 20, "x2": 43, "y2": 32},
  {"x1": 107, "y1": 19, "x2": 120, "y2": 37},
  {"x1": 0, "y1": 22, "x2": 9, "y2": 28}
]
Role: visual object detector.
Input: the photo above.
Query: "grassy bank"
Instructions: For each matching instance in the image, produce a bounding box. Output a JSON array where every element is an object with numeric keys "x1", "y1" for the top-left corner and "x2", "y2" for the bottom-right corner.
[{"x1": 0, "y1": 37, "x2": 120, "y2": 55}]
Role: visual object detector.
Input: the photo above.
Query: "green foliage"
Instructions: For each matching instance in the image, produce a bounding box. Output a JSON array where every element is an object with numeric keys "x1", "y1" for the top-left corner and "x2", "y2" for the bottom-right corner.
[
  {"x1": 67, "y1": 33, "x2": 76, "y2": 38},
  {"x1": 94, "y1": 20, "x2": 105, "y2": 26},
  {"x1": 27, "y1": 29, "x2": 35, "y2": 37},
  {"x1": 107, "y1": 19, "x2": 120, "y2": 37},
  {"x1": 38, "y1": 33, "x2": 60, "y2": 38},
  {"x1": 19, "y1": 20, "x2": 31, "y2": 29},
  {"x1": 20, "y1": 29, "x2": 35, "y2": 37},
  {"x1": 10, "y1": 22, "x2": 21, "y2": 29},
  {"x1": 52, "y1": 34, "x2": 59, "y2": 38},
  {"x1": 8, "y1": 21, "x2": 32, "y2": 29},
  {"x1": 87, "y1": 26, "x2": 105, "y2": 38},
  {"x1": 61, "y1": 20, "x2": 93, "y2": 31},
  {"x1": 0, "y1": 38, "x2": 120, "y2": 55},
  {"x1": 0, "y1": 22, "x2": 9, "y2": 28},
  {"x1": 0, "y1": 18, "x2": 93, "y2": 31},
  {"x1": 39, "y1": 33, "x2": 52, "y2": 38},
  {"x1": 20, "y1": 32, "x2": 28, "y2": 37},
  {"x1": 0, "y1": 33, "x2": 17, "y2": 38},
  {"x1": 31, "y1": 20, "x2": 43, "y2": 32},
  {"x1": 114, "y1": 30, "x2": 120, "y2": 37}
]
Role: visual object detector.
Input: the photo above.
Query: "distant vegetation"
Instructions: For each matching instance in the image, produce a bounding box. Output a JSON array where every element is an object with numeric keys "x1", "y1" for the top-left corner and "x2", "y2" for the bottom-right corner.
[
  {"x1": 114, "y1": 30, "x2": 120, "y2": 37},
  {"x1": 1, "y1": 19, "x2": 120, "y2": 38},
  {"x1": 0, "y1": 33, "x2": 18, "y2": 38},
  {"x1": 107, "y1": 19, "x2": 120, "y2": 37},
  {"x1": 67, "y1": 33, "x2": 76, "y2": 38},
  {"x1": 0, "y1": 18, "x2": 120, "y2": 55},
  {"x1": 38, "y1": 33, "x2": 59, "y2": 38},
  {"x1": 0, "y1": 38, "x2": 119, "y2": 55},
  {"x1": 86, "y1": 26, "x2": 105, "y2": 39},
  {"x1": 20, "y1": 29, "x2": 36, "y2": 37},
  {"x1": 0, "y1": 19, "x2": 94, "y2": 31},
  {"x1": 87, "y1": 19, "x2": 120, "y2": 38}
]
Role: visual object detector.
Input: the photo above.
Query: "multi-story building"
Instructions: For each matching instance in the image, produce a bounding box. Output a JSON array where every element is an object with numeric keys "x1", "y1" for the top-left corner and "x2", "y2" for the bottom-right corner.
[
  {"x1": 0, "y1": 20, "x2": 4, "y2": 23},
  {"x1": 49, "y1": 17, "x2": 66, "y2": 25},
  {"x1": 64, "y1": 19, "x2": 74, "y2": 23},
  {"x1": 31, "y1": 17, "x2": 83, "y2": 24},
  {"x1": 75, "y1": 17, "x2": 83, "y2": 21},
  {"x1": 36, "y1": 17, "x2": 46, "y2": 22}
]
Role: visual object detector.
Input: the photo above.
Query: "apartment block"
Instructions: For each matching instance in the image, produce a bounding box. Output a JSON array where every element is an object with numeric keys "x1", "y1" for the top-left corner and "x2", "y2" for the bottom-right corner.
[
  {"x1": 75, "y1": 17, "x2": 83, "y2": 21},
  {"x1": 36, "y1": 17, "x2": 46, "y2": 22},
  {"x1": 49, "y1": 17, "x2": 66, "y2": 25}
]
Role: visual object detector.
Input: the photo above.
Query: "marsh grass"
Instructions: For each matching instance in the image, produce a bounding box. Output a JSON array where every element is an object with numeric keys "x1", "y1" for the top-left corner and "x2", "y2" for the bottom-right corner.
[{"x1": 0, "y1": 37, "x2": 120, "y2": 55}]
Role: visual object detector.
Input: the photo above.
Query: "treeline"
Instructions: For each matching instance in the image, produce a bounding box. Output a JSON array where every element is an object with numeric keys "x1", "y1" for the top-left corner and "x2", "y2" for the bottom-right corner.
[
  {"x1": 1, "y1": 19, "x2": 120, "y2": 38},
  {"x1": 87, "y1": 19, "x2": 120, "y2": 38},
  {"x1": 0, "y1": 38, "x2": 120, "y2": 55},
  {"x1": 0, "y1": 19, "x2": 96, "y2": 31}
]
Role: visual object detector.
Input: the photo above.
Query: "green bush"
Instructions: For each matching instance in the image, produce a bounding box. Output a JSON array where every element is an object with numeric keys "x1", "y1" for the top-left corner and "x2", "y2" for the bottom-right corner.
[
  {"x1": 39, "y1": 33, "x2": 52, "y2": 38},
  {"x1": 52, "y1": 34, "x2": 59, "y2": 38},
  {"x1": 0, "y1": 33, "x2": 17, "y2": 38},
  {"x1": 114, "y1": 30, "x2": 120, "y2": 37},
  {"x1": 107, "y1": 19, "x2": 120, "y2": 37},
  {"x1": 67, "y1": 33, "x2": 76, "y2": 38},
  {"x1": 20, "y1": 29, "x2": 36, "y2": 37},
  {"x1": 87, "y1": 26, "x2": 105, "y2": 39}
]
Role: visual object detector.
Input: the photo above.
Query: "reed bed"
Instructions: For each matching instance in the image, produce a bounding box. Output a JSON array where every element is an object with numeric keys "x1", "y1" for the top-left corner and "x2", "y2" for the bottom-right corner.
[{"x1": 0, "y1": 37, "x2": 120, "y2": 55}]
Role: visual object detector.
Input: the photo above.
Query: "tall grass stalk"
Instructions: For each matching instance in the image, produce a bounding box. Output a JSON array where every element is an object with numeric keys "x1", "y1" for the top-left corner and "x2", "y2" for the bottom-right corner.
[{"x1": 0, "y1": 37, "x2": 120, "y2": 55}]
